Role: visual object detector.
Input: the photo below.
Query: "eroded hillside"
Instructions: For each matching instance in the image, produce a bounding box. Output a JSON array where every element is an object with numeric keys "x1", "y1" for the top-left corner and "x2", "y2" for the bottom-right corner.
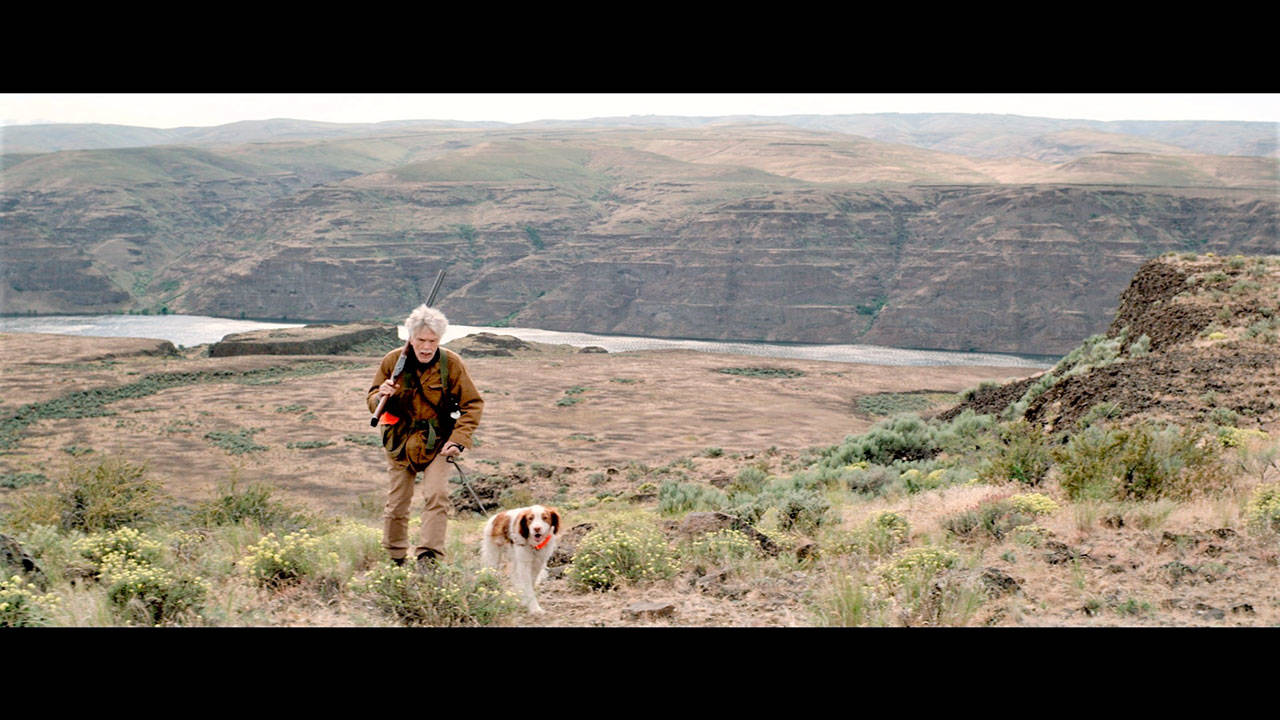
[
  {"x1": 942, "y1": 252, "x2": 1280, "y2": 431},
  {"x1": 2, "y1": 123, "x2": 1276, "y2": 356}
]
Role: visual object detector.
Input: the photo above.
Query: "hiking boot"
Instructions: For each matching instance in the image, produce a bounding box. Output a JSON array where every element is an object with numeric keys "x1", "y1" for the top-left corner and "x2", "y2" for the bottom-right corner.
[
  {"x1": 415, "y1": 549, "x2": 441, "y2": 573},
  {"x1": 391, "y1": 557, "x2": 406, "y2": 567}
]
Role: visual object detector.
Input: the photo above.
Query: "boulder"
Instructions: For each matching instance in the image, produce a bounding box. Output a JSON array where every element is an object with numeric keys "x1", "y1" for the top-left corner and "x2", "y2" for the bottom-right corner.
[
  {"x1": 0, "y1": 533, "x2": 45, "y2": 588},
  {"x1": 980, "y1": 567, "x2": 1022, "y2": 597},
  {"x1": 623, "y1": 600, "x2": 677, "y2": 620},
  {"x1": 677, "y1": 511, "x2": 735, "y2": 537}
]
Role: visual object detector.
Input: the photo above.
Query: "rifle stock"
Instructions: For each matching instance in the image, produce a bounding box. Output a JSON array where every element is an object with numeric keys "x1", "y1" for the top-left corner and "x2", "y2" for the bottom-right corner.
[{"x1": 369, "y1": 268, "x2": 447, "y2": 427}]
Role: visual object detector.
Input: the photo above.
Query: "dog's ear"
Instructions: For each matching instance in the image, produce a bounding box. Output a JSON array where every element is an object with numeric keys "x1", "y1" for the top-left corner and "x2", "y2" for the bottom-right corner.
[
  {"x1": 517, "y1": 511, "x2": 530, "y2": 539},
  {"x1": 548, "y1": 507, "x2": 561, "y2": 534},
  {"x1": 491, "y1": 512, "x2": 510, "y2": 540}
]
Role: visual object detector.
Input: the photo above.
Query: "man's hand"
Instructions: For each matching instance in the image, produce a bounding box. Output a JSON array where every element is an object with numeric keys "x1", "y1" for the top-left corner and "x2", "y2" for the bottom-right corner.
[
  {"x1": 441, "y1": 441, "x2": 464, "y2": 458},
  {"x1": 378, "y1": 379, "x2": 399, "y2": 397}
]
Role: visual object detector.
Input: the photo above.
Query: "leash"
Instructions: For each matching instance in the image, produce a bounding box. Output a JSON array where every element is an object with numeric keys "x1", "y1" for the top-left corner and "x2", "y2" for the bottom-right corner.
[{"x1": 446, "y1": 455, "x2": 487, "y2": 515}]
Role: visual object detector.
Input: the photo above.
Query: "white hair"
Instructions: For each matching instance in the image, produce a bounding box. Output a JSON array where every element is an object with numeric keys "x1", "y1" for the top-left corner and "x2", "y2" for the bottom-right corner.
[{"x1": 405, "y1": 304, "x2": 448, "y2": 338}]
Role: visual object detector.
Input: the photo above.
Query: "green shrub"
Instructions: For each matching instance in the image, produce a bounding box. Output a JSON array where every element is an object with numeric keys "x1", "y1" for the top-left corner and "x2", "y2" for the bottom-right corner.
[
  {"x1": 240, "y1": 530, "x2": 324, "y2": 588},
  {"x1": 900, "y1": 467, "x2": 949, "y2": 494},
  {"x1": 0, "y1": 472, "x2": 49, "y2": 489},
  {"x1": 979, "y1": 419, "x2": 1052, "y2": 486},
  {"x1": 192, "y1": 478, "x2": 307, "y2": 530},
  {"x1": 857, "y1": 392, "x2": 945, "y2": 417},
  {"x1": 66, "y1": 458, "x2": 165, "y2": 531},
  {"x1": 356, "y1": 562, "x2": 520, "y2": 626},
  {"x1": 1008, "y1": 492, "x2": 1060, "y2": 517},
  {"x1": 716, "y1": 367, "x2": 804, "y2": 378},
  {"x1": 770, "y1": 487, "x2": 831, "y2": 534},
  {"x1": 812, "y1": 571, "x2": 886, "y2": 627},
  {"x1": 99, "y1": 555, "x2": 209, "y2": 626},
  {"x1": 343, "y1": 433, "x2": 382, "y2": 447},
  {"x1": 1216, "y1": 427, "x2": 1270, "y2": 449},
  {"x1": 5, "y1": 458, "x2": 164, "y2": 532},
  {"x1": 0, "y1": 574, "x2": 61, "y2": 627},
  {"x1": 823, "y1": 415, "x2": 940, "y2": 466},
  {"x1": 1080, "y1": 402, "x2": 1124, "y2": 429},
  {"x1": 1011, "y1": 524, "x2": 1050, "y2": 547},
  {"x1": 631, "y1": 481, "x2": 658, "y2": 498},
  {"x1": 3, "y1": 492, "x2": 64, "y2": 531},
  {"x1": 657, "y1": 481, "x2": 727, "y2": 516},
  {"x1": 73, "y1": 526, "x2": 164, "y2": 572},
  {"x1": 876, "y1": 546, "x2": 960, "y2": 588},
  {"x1": 723, "y1": 473, "x2": 834, "y2": 534},
  {"x1": 729, "y1": 465, "x2": 769, "y2": 494},
  {"x1": 565, "y1": 521, "x2": 679, "y2": 590},
  {"x1": 942, "y1": 499, "x2": 1038, "y2": 541},
  {"x1": 1244, "y1": 481, "x2": 1280, "y2": 534},
  {"x1": 1208, "y1": 407, "x2": 1239, "y2": 427},
  {"x1": 828, "y1": 511, "x2": 912, "y2": 558},
  {"x1": 1128, "y1": 334, "x2": 1152, "y2": 358},
  {"x1": 936, "y1": 410, "x2": 998, "y2": 452},
  {"x1": 1054, "y1": 422, "x2": 1229, "y2": 501},
  {"x1": 681, "y1": 529, "x2": 757, "y2": 567},
  {"x1": 842, "y1": 463, "x2": 900, "y2": 497},
  {"x1": 867, "y1": 511, "x2": 911, "y2": 545},
  {"x1": 205, "y1": 428, "x2": 266, "y2": 454},
  {"x1": 318, "y1": 520, "x2": 385, "y2": 584}
]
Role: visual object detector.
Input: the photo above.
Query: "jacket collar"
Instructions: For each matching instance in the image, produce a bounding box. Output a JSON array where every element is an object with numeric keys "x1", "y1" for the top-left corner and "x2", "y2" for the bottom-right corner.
[{"x1": 407, "y1": 348, "x2": 440, "y2": 371}]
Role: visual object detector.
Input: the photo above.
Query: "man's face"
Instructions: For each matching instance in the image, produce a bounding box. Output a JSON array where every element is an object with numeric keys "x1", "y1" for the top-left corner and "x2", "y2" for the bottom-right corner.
[{"x1": 410, "y1": 328, "x2": 440, "y2": 363}]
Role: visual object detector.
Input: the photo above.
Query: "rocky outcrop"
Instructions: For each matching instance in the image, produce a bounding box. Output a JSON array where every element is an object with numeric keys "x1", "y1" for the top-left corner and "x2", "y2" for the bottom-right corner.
[
  {"x1": 208, "y1": 323, "x2": 398, "y2": 356},
  {"x1": 938, "y1": 253, "x2": 1280, "y2": 431}
]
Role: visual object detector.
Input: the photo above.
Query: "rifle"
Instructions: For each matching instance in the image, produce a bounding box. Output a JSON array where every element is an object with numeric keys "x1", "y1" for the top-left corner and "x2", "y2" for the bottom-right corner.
[{"x1": 370, "y1": 268, "x2": 447, "y2": 427}]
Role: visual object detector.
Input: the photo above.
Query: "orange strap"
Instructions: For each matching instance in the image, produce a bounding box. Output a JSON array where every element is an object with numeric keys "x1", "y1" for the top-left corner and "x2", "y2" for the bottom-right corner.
[{"x1": 533, "y1": 535, "x2": 552, "y2": 550}]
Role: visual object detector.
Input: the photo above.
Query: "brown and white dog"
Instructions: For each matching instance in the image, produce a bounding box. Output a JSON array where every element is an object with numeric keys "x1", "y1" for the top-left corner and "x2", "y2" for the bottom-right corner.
[{"x1": 480, "y1": 504, "x2": 562, "y2": 613}]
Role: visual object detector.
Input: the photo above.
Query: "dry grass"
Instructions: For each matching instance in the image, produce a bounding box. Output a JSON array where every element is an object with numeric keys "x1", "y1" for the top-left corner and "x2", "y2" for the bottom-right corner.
[{"x1": 3, "y1": 332, "x2": 1278, "y2": 627}]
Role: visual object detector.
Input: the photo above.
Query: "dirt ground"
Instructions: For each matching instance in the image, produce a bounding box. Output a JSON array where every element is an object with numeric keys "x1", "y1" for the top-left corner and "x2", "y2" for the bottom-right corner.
[{"x1": 0, "y1": 333, "x2": 1030, "y2": 515}]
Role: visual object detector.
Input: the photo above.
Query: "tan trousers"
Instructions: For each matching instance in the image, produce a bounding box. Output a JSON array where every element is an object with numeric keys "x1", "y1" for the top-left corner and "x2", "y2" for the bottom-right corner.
[{"x1": 383, "y1": 451, "x2": 452, "y2": 560}]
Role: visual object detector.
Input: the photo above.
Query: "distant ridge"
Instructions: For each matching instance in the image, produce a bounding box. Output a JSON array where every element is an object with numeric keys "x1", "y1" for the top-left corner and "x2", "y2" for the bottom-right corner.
[
  {"x1": 0, "y1": 117, "x2": 507, "y2": 154},
  {"x1": 3, "y1": 113, "x2": 1275, "y2": 159}
]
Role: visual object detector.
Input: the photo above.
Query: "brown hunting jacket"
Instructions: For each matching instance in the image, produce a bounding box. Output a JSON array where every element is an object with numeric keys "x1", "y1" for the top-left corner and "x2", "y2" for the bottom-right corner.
[{"x1": 366, "y1": 347, "x2": 484, "y2": 451}]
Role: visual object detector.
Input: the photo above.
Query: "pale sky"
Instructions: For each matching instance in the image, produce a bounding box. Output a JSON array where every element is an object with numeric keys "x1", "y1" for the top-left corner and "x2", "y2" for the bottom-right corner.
[{"x1": 2, "y1": 93, "x2": 1278, "y2": 128}]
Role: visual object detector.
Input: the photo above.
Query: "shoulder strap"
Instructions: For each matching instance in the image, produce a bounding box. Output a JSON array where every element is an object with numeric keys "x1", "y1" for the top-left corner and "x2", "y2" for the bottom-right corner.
[
  {"x1": 439, "y1": 349, "x2": 450, "y2": 402},
  {"x1": 437, "y1": 349, "x2": 458, "y2": 418}
]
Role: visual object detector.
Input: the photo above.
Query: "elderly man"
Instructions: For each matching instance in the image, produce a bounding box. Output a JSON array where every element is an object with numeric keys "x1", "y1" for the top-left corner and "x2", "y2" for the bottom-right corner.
[{"x1": 368, "y1": 304, "x2": 483, "y2": 568}]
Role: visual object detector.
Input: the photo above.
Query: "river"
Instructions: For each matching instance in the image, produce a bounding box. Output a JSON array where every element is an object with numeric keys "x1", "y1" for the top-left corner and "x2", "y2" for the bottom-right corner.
[{"x1": 0, "y1": 314, "x2": 1056, "y2": 369}]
